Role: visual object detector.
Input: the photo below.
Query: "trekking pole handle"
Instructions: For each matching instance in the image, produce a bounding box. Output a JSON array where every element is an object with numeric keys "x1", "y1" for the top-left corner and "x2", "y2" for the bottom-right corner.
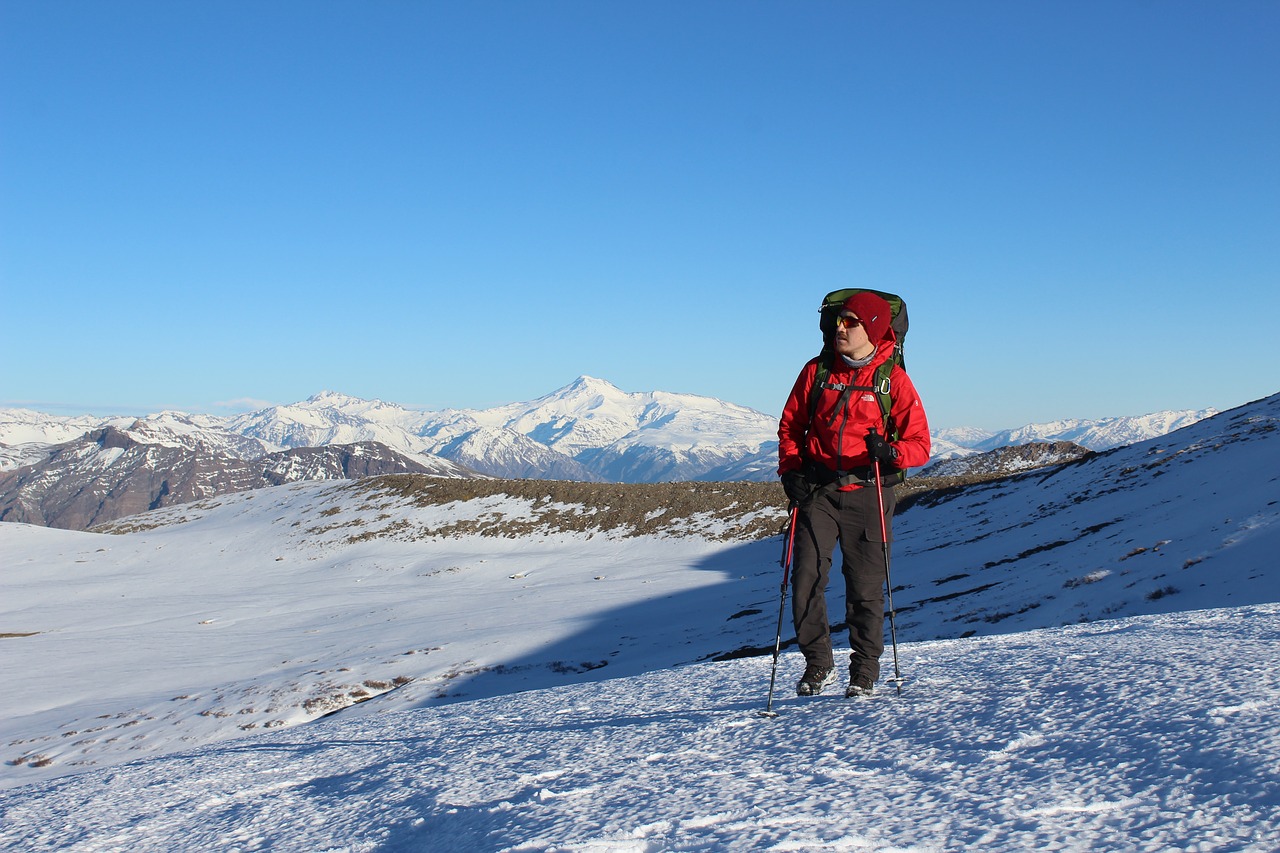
[{"x1": 780, "y1": 503, "x2": 799, "y2": 586}]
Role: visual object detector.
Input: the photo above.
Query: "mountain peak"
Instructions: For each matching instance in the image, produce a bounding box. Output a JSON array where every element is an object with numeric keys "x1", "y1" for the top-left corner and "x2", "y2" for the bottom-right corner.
[
  {"x1": 530, "y1": 376, "x2": 633, "y2": 411},
  {"x1": 564, "y1": 375, "x2": 623, "y2": 394},
  {"x1": 305, "y1": 390, "x2": 368, "y2": 406}
]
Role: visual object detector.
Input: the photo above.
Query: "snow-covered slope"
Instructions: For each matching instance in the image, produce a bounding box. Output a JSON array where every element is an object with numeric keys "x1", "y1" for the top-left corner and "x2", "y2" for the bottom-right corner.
[
  {"x1": 0, "y1": 478, "x2": 787, "y2": 790},
  {"x1": 1, "y1": 393, "x2": 1277, "y2": 849},
  {"x1": 892, "y1": 395, "x2": 1278, "y2": 638},
  {"x1": 2, "y1": 392, "x2": 1276, "y2": 798},
  {"x1": 1, "y1": 595, "x2": 1276, "y2": 850}
]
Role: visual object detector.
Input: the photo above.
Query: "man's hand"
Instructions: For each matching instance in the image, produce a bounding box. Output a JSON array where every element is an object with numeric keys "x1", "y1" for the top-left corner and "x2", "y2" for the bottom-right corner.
[
  {"x1": 864, "y1": 430, "x2": 898, "y2": 466},
  {"x1": 781, "y1": 470, "x2": 811, "y2": 505}
]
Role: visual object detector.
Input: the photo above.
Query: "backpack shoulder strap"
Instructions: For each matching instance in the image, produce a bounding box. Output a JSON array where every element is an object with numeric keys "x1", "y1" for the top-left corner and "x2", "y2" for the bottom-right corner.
[
  {"x1": 807, "y1": 358, "x2": 831, "y2": 425},
  {"x1": 873, "y1": 361, "x2": 897, "y2": 441},
  {"x1": 807, "y1": 357, "x2": 897, "y2": 437}
]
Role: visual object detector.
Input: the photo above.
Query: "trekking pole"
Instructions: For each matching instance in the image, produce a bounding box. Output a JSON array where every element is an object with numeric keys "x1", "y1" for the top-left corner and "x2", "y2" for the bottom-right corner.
[
  {"x1": 760, "y1": 503, "x2": 799, "y2": 718},
  {"x1": 871, "y1": 449, "x2": 905, "y2": 695}
]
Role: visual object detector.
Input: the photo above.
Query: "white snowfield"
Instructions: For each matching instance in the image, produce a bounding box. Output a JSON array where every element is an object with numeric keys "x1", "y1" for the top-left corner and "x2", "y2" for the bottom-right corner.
[
  {"x1": 1, "y1": 606, "x2": 1276, "y2": 852},
  {"x1": 1, "y1": 391, "x2": 1278, "y2": 851}
]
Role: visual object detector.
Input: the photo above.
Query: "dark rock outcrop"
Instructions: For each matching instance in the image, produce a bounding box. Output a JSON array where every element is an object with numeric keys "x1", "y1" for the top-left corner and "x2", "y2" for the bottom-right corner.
[{"x1": 0, "y1": 430, "x2": 471, "y2": 531}]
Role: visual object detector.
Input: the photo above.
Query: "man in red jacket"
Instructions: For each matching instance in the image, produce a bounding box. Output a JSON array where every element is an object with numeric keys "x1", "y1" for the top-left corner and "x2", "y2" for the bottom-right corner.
[{"x1": 778, "y1": 291, "x2": 931, "y2": 697}]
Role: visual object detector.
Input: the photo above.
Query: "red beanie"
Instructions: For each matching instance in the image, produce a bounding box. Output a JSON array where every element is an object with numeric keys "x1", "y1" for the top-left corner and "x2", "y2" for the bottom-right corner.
[{"x1": 841, "y1": 292, "x2": 893, "y2": 343}]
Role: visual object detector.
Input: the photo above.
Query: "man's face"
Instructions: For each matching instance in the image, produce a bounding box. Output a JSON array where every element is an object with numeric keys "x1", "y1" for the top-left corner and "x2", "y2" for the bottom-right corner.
[{"x1": 834, "y1": 312, "x2": 872, "y2": 358}]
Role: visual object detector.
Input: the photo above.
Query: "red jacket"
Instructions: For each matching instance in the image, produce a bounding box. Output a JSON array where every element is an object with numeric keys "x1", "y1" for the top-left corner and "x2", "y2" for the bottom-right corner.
[{"x1": 778, "y1": 335, "x2": 931, "y2": 481}]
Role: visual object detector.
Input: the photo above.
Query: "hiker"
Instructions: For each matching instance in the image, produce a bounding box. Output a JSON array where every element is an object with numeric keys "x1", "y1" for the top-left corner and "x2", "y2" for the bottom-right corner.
[{"x1": 777, "y1": 290, "x2": 931, "y2": 698}]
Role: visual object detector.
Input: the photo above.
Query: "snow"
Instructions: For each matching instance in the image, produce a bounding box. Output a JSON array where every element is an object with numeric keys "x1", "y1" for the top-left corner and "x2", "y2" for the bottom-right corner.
[
  {"x1": 2, "y1": 601, "x2": 1277, "y2": 851},
  {"x1": 2, "y1": 393, "x2": 1279, "y2": 850},
  {"x1": 0, "y1": 484, "x2": 767, "y2": 787},
  {"x1": 981, "y1": 408, "x2": 1220, "y2": 451},
  {"x1": 0, "y1": 410, "x2": 124, "y2": 448},
  {"x1": 0, "y1": 385, "x2": 1226, "y2": 483}
]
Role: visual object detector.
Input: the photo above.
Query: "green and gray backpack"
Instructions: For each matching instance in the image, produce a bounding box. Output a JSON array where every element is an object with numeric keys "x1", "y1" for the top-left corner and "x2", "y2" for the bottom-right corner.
[{"x1": 809, "y1": 288, "x2": 909, "y2": 442}]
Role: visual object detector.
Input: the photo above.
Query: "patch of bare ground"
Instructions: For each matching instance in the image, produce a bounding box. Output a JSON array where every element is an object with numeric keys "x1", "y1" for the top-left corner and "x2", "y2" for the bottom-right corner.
[
  {"x1": 92, "y1": 466, "x2": 1064, "y2": 541},
  {"x1": 354, "y1": 475, "x2": 794, "y2": 541}
]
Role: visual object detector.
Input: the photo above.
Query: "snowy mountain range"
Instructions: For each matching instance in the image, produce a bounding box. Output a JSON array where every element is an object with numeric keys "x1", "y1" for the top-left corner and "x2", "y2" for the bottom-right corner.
[
  {"x1": 927, "y1": 406, "x2": 1219, "y2": 463},
  {"x1": 1, "y1": 391, "x2": 1276, "y2": 849},
  {"x1": 0, "y1": 377, "x2": 1222, "y2": 530},
  {"x1": 0, "y1": 377, "x2": 783, "y2": 483},
  {"x1": 228, "y1": 377, "x2": 785, "y2": 483}
]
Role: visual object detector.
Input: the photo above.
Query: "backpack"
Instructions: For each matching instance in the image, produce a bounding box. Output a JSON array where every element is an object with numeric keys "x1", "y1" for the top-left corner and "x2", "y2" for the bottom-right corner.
[{"x1": 809, "y1": 288, "x2": 909, "y2": 441}]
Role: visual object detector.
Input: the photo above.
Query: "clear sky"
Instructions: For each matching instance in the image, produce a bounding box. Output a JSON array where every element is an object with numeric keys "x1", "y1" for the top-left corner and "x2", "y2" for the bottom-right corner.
[{"x1": 2, "y1": 1, "x2": 1276, "y2": 431}]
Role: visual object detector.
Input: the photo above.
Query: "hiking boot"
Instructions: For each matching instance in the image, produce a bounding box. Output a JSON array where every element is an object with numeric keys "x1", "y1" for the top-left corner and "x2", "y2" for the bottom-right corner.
[
  {"x1": 796, "y1": 664, "x2": 836, "y2": 696},
  {"x1": 845, "y1": 674, "x2": 875, "y2": 699}
]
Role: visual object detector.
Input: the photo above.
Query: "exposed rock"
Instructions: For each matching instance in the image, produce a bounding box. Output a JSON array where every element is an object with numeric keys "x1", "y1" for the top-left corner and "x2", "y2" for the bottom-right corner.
[
  {"x1": 0, "y1": 433, "x2": 478, "y2": 531},
  {"x1": 920, "y1": 441, "x2": 1091, "y2": 479}
]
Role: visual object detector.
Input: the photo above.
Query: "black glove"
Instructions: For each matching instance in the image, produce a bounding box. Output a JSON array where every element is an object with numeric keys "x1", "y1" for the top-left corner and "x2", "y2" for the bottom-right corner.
[
  {"x1": 864, "y1": 430, "x2": 898, "y2": 466},
  {"x1": 781, "y1": 470, "x2": 812, "y2": 505}
]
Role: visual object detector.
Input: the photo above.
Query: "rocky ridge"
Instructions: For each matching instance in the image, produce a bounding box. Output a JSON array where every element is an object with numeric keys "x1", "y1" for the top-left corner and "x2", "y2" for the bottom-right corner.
[
  {"x1": 920, "y1": 441, "x2": 1092, "y2": 479},
  {"x1": 0, "y1": 427, "x2": 478, "y2": 530}
]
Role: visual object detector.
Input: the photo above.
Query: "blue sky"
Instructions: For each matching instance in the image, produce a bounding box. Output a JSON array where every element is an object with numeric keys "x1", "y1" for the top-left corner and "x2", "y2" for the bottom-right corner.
[{"x1": 2, "y1": 1, "x2": 1276, "y2": 431}]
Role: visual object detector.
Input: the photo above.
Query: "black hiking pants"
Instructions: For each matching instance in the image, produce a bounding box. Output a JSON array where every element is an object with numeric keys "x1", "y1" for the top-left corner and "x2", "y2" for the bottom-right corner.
[{"x1": 790, "y1": 484, "x2": 895, "y2": 684}]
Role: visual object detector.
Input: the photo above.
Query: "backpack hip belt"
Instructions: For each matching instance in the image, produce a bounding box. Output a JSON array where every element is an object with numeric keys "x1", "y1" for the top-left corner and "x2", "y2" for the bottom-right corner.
[{"x1": 804, "y1": 459, "x2": 905, "y2": 493}]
